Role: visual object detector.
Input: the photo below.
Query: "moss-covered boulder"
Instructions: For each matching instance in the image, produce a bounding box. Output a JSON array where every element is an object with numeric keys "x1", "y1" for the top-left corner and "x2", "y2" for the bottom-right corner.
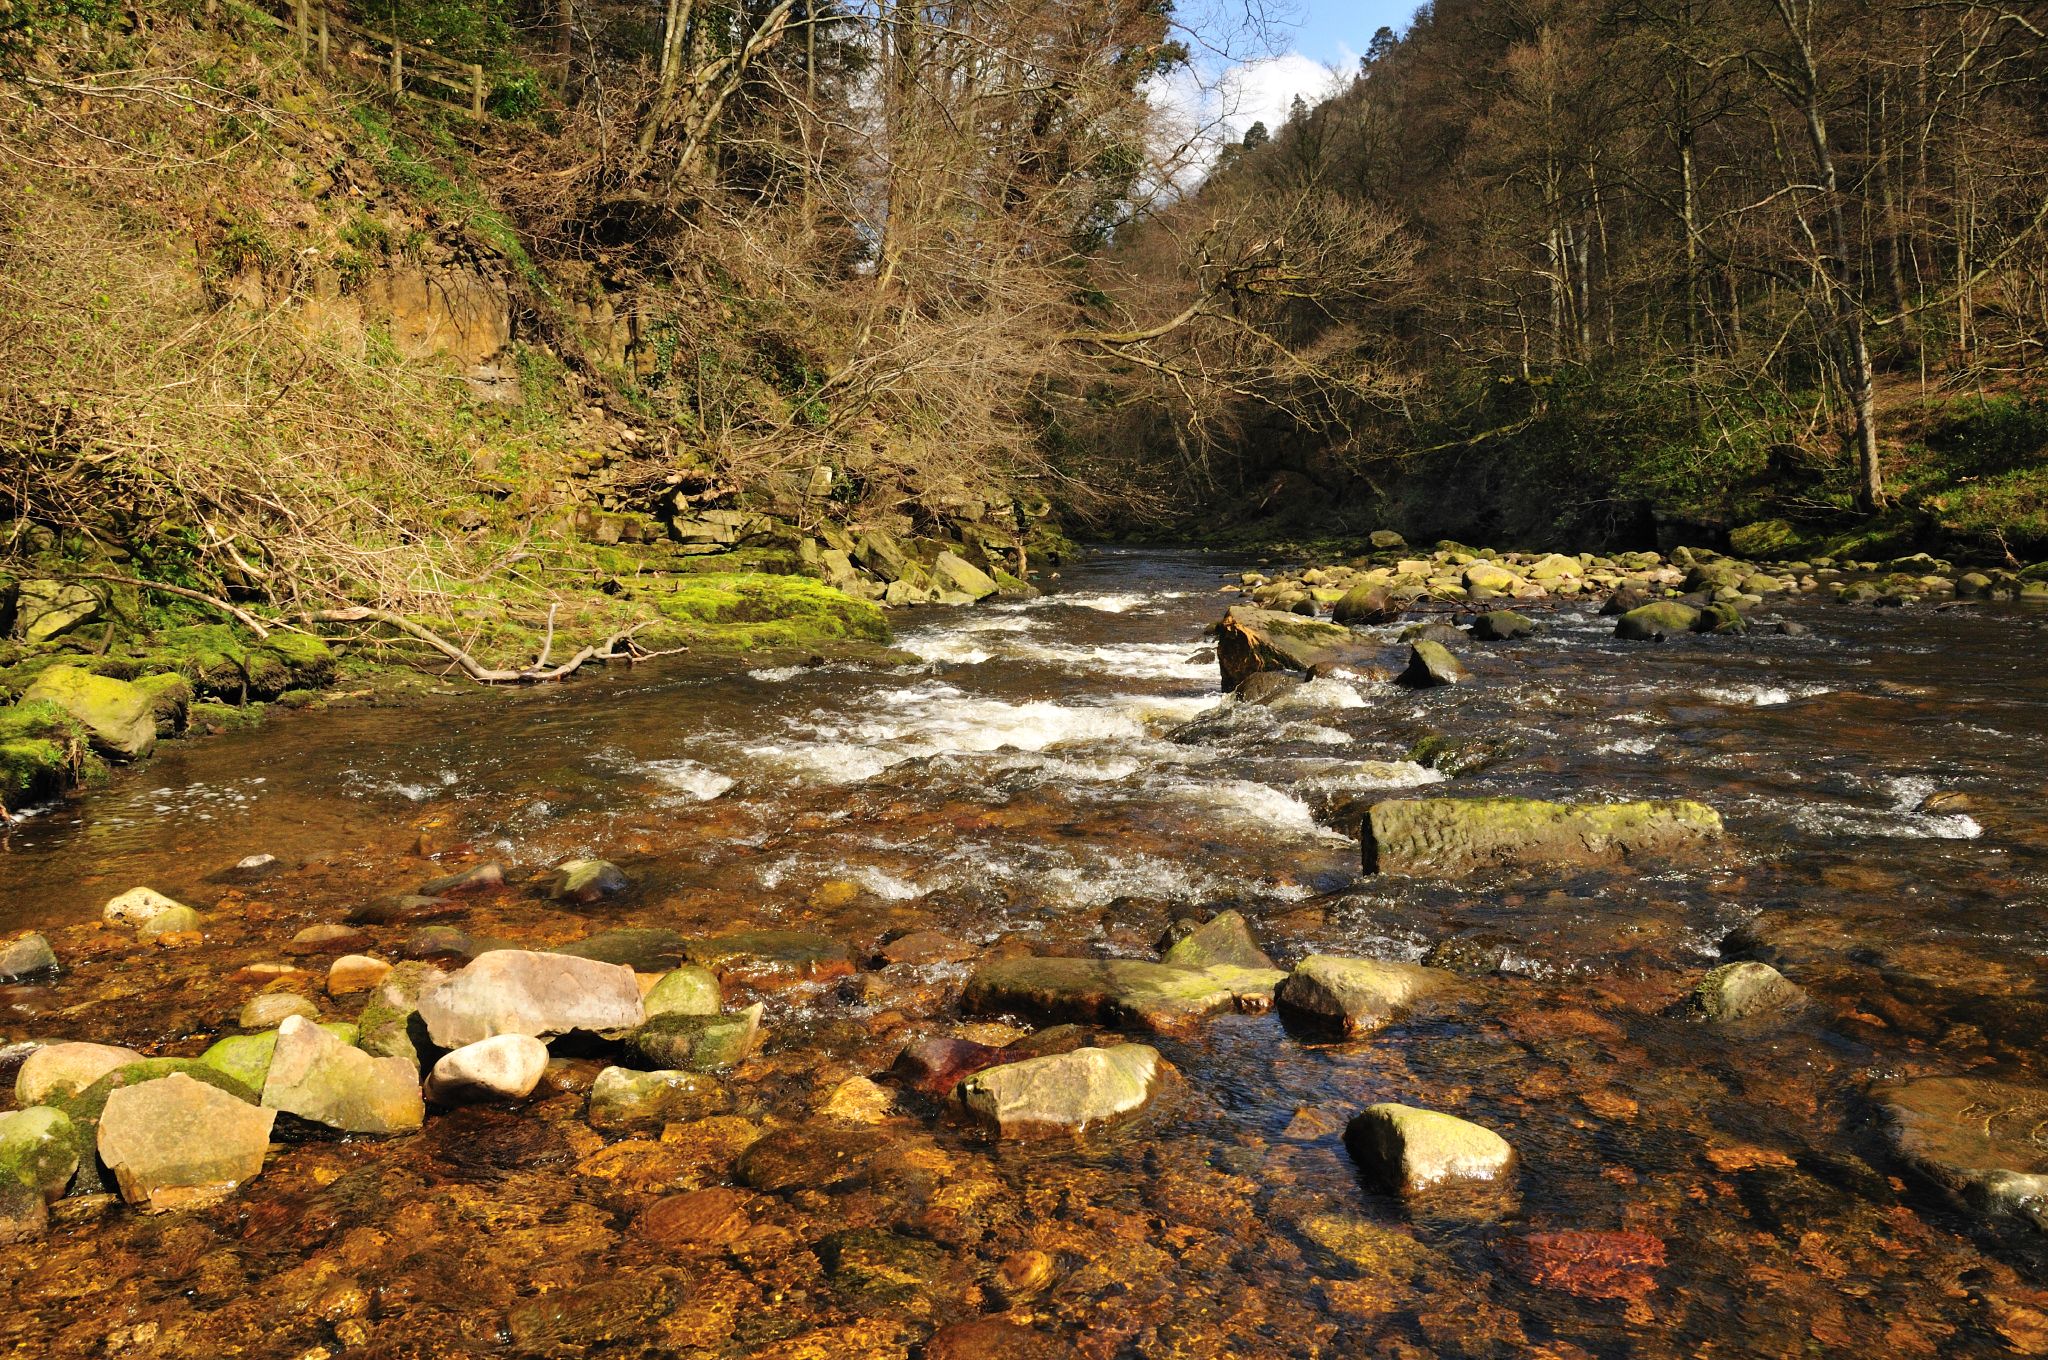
[
  {"x1": 0, "y1": 1106, "x2": 81, "y2": 1202},
  {"x1": 1728, "y1": 519, "x2": 1803, "y2": 558},
  {"x1": 1345, "y1": 1103, "x2": 1515, "y2": 1194},
  {"x1": 1614, "y1": 602, "x2": 1703, "y2": 641},
  {"x1": 1688, "y1": 961, "x2": 1805, "y2": 1024},
  {"x1": 259, "y1": 1015, "x2": 423, "y2": 1134},
  {"x1": 625, "y1": 1005, "x2": 763, "y2": 1073},
  {"x1": 1396, "y1": 640, "x2": 1466, "y2": 688},
  {"x1": 641, "y1": 965, "x2": 723, "y2": 1019},
  {"x1": 147, "y1": 625, "x2": 334, "y2": 702},
  {"x1": 12, "y1": 581, "x2": 101, "y2": 644},
  {"x1": 1363, "y1": 796, "x2": 1723, "y2": 876},
  {"x1": 132, "y1": 673, "x2": 193, "y2": 736},
  {"x1": 1470, "y1": 609, "x2": 1537, "y2": 641},
  {"x1": 0, "y1": 700, "x2": 94, "y2": 813},
  {"x1": 19, "y1": 667, "x2": 155, "y2": 760},
  {"x1": 961, "y1": 956, "x2": 1277, "y2": 1036}
]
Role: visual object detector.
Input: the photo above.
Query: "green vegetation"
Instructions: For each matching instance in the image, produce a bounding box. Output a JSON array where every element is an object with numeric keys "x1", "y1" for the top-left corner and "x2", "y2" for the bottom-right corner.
[{"x1": 654, "y1": 574, "x2": 889, "y2": 651}]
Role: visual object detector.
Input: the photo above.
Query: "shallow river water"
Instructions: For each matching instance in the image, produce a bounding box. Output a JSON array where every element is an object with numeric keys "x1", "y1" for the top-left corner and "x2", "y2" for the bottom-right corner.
[{"x1": 1, "y1": 548, "x2": 2045, "y2": 1358}]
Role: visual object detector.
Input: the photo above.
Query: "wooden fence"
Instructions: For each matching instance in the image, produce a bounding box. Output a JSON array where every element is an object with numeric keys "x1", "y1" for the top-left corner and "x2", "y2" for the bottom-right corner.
[{"x1": 252, "y1": 0, "x2": 488, "y2": 119}]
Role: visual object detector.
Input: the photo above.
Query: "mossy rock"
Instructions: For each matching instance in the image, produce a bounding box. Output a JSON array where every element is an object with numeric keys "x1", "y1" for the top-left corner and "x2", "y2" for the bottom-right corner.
[
  {"x1": 654, "y1": 573, "x2": 889, "y2": 650},
  {"x1": 19, "y1": 667, "x2": 156, "y2": 760},
  {"x1": 0, "y1": 700, "x2": 95, "y2": 812},
  {"x1": 190, "y1": 700, "x2": 267, "y2": 733},
  {"x1": 1727, "y1": 520, "x2": 1805, "y2": 559},
  {"x1": 132, "y1": 673, "x2": 193, "y2": 735},
  {"x1": 55, "y1": 1059, "x2": 260, "y2": 1195},
  {"x1": 147, "y1": 625, "x2": 332, "y2": 702}
]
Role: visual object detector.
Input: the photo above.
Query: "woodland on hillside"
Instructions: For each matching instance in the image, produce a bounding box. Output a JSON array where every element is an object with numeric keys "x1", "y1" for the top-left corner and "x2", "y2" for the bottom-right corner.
[{"x1": 1092, "y1": 0, "x2": 2048, "y2": 551}]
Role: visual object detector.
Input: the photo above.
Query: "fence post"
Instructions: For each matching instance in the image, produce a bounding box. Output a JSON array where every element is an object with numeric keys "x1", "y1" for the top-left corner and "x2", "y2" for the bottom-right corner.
[
  {"x1": 389, "y1": 43, "x2": 402, "y2": 99},
  {"x1": 293, "y1": 0, "x2": 307, "y2": 56},
  {"x1": 316, "y1": 6, "x2": 329, "y2": 72},
  {"x1": 470, "y1": 63, "x2": 485, "y2": 119}
]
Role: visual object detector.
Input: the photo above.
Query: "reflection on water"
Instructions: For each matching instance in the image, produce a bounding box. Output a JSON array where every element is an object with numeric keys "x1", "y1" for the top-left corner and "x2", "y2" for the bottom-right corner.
[{"x1": 0, "y1": 548, "x2": 2045, "y2": 1357}]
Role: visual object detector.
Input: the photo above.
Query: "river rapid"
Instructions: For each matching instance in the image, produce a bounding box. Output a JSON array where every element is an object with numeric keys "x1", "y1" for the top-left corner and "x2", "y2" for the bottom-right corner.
[{"x1": 1, "y1": 547, "x2": 2045, "y2": 1358}]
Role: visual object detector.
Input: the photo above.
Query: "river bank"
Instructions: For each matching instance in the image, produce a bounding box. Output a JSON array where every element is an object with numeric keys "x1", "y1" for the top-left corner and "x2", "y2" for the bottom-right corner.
[{"x1": 0, "y1": 548, "x2": 2043, "y2": 1358}]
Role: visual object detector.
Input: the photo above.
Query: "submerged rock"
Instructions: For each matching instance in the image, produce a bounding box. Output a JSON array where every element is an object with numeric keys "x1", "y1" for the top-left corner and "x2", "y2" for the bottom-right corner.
[
  {"x1": 138, "y1": 906, "x2": 201, "y2": 943},
  {"x1": 956, "y1": 1044, "x2": 1167, "y2": 1137},
  {"x1": 877, "y1": 930, "x2": 977, "y2": 966},
  {"x1": 425, "y1": 1034, "x2": 549, "y2": 1103},
  {"x1": 0, "y1": 1106, "x2": 81, "y2": 1202},
  {"x1": 1346, "y1": 1102, "x2": 1515, "y2": 1194},
  {"x1": 417, "y1": 949, "x2": 645, "y2": 1047},
  {"x1": 626, "y1": 1004, "x2": 763, "y2": 1072},
  {"x1": 548, "y1": 857, "x2": 631, "y2": 904},
  {"x1": 97, "y1": 1073, "x2": 276, "y2": 1209},
  {"x1": 685, "y1": 930, "x2": 854, "y2": 987},
  {"x1": 1362, "y1": 796, "x2": 1722, "y2": 876},
  {"x1": 16, "y1": 1041, "x2": 145, "y2": 1105},
  {"x1": 20, "y1": 667, "x2": 155, "y2": 760},
  {"x1": 1276, "y1": 955, "x2": 1444, "y2": 1036},
  {"x1": 418, "y1": 862, "x2": 505, "y2": 897},
  {"x1": 260, "y1": 1015, "x2": 424, "y2": 1134},
  {"x1": 1877, "y1": 1076, "x2": 2048, "y2": 1231},
  {"x1": 962, "y1": 956, "x2": 1277, "y2": 1035},
  {"x1": 0, "y1": 932, "x2": 56, "y2": 980},
  {"x1": 557, "y1": 927, "x2": 691, "y2": 972},
  {"x1": 240, "y1": 992, "x2": 319, "y2": 1029},
  {"x1": 892, "y1": 1036, "x2": 1005, "y2": 1098},
  {"x1": 1688, "y1": 961, "x2": 1805, "y2": 1024},
  {"x1": 587, "y1": 1066, "x2": 731, "y2": 1131},
  {"x1": 1396, "y1": 640, "x2": 1467, "y2": 688},
  {"x1": 736, "y1": 1126, "x2": 887, "y2": 1194}
]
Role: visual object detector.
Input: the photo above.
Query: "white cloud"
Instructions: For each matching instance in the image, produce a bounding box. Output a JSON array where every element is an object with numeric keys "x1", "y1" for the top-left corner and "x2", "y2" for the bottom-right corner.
[{"x1": 1142, "y1": 45, "x2": 1357, "y2": 190}]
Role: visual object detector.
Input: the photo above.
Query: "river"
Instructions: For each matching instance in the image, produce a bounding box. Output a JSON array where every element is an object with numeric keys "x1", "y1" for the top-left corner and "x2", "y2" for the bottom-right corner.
[{"x1": 0, "y1": 546, "x2": 2044, "y2": 1357}]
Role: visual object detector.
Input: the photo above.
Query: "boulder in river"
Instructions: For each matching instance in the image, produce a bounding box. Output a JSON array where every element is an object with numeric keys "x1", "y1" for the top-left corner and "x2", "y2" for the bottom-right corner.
[
  {"x1": 548, "y1": 857, "x2": 631, "y2": 904},
  {"x1": 1345, "y1": 1102, "x2": 1515, "y2": 1194},
  {"x1": 1470, "y1": 609, "x2": 1537, "y2": 641},
  {"x1": 102, "y1": 886, "x2": 189, "y2": 930},
  {"x1": 1396, "y1": 640, "x2": 1466, "y2": 688},
  {"x1": 1233, "y1": 670, "x2": 1303, "y2": 706},
  {"x1": 357, "y1": 961, "x2": 444, "y2": 1066},
  {"x1": 641, "y1": 965, "x2": 723, "y2": 1018},
  {"x1": 1687, "y1": 961, "x2": 1805, "y2": 1024},
  {"x1": 417, "y1": 949, "x2": 645, "y2": 1047},
  {"x1": 1876, "y1": 1076, "x2": 2048, "y2": 1231},
  {"x1": 1275, "y1": 955, "x2": 1445, "y2": 1036},
  {"x1": 962, "y1": 956, "x2": 1279, "y2": 1036},
  {"x1": 931, "y1": 550, "x2": 1000, "y2": 600},
  {"x1": 260, "y1": 1015, "x2": 424, "y2": 1134},
  {"x1": 1212, "y1": 606, "x2": 1363, "y2": 693},
  {"x1": 0, "y1": 1106, "x2": 81, "y2": 1202},
  {"x1": 1614, "y1": 601, "x2": 1702, "y2": 640},
  {"x1": 0, "y1": 932, "x2": 56, "y2": 980},
  {"x1": 1331, "y1": 583, "x2": 1402, "y2": 626},
  {"x1": 956, "y1": 1044, "x2": 1167, "y2": 1138},
  {"x1": 626, "y1": 1004, "x2": 763, "y2": 1072},
  {"x1": 425, "y1": 1034, "x2": 549, "y2": 1104},
  {"x1": 200, "y1": 1022, "x2": 358, "y2": 1090},
  {"x1": 1463, "y1": 562, "x2": 1521, "y2": 597},
  {"x1": 587, "y1": 1065, "x2": 732, "y2": 1131},
  {"x1": 97, "y1": 1072, "x2": 276, "y2": 1209},
  {"x1": 20, "y1": 667, "x2": 155, "y2": 760},
  {"x1": 1160, "y1": 910, "x2": 1277, "y2": 972},
  {"x1": 893, "y1": 1036, "x2": 1005, "y2": 1097},
  {"x1": 15, "y1": 1041, "x2": 144, "y2": 1105},
  {"x1": 1362, "y1": 796, "x2": 1723, "y2": 876},
  {"x1": 418, "y1": 861, "x2": 505, "y2": 897}
]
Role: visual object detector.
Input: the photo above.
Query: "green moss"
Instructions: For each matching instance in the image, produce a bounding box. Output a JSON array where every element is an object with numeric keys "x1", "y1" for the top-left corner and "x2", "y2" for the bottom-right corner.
[
  {"x1": 132, "y1": 673, "x2": 193, "y2": 733},
  {"x1": 654, "y1": 573, "x2": 889, "y2": 649},
  {"x1": 0, "y1": 700, "x2": 93, "y2": 810},
  {"x1": 190, "y1": 700, "x2": 267, "y2": 733}
]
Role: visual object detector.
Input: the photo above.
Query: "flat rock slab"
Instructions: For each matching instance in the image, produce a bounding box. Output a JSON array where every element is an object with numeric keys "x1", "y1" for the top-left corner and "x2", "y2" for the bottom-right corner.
[
  {"x1": 962, "y1": 957, "x2": 1281, "y2": 1036},
  {"x1": 261, "y1": 1016, "x2": 424, "y2": 1134},
  {"x1": 1878, "y1": 1076, "x2": 2048, "y2": 1231},
  {"x1": 1363, "y1": 796, "x2": 1723, "y2": 876},
  {"x1": 1346, "y1": 1102, "x2": 1515, "y2": 1194},
  {"x1": 956, "y1": 1045, "x2": 1167, "y2": 1138},
  {"x1": 685, "y1": 931, "x2": 855, "y2": 988},
  {"x1": 418, "y1": 949, "x2": 645, "y2": 1047},
  {"x1": 1276, "y1": 955, "x2": 1445, "y2": 1037},
  {"x1": 97, "y1": 1073, "x2": 275, "y2": 1209}
]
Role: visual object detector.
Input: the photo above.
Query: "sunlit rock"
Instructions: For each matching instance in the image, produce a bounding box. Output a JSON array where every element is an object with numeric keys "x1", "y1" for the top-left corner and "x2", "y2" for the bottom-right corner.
[
  {"x1": 15, "y1": 1041, "x2": 144, "y2": 1105},
  {"x1": 260, "y1": 1015, "x2": 424, "y2": 1134},
  {"x1": 1878, "y1": 1076, "x2": 2048, "y2": 1231},
  {"x1": 425, "y1": 1034, "x2": 548, "y2": 1103},
  {"x1": 548, "y1": 857, "x2": 630, "y2": 903},
  {"x1": 956, "y1": 1044, "x2": 1167, "y2": 1138},
  {"x1": 1687, "y1": 961, "x2": 1805, "y2": 1024},
  {"x1": 97, "y1": 1073, "x2": 275, "y2": 1209},
  {"x1": 417, "y1": 949, "x2": 645, "y2": 1047},
  {"x1": 0, "y1": 1106, "x2": 80, "y2": 1203},
  {"x1": 588, "y1": 1065, "x2": 731, "y2": 1132},
  {"x1": 0, "y1": 931, "x2": 56, "y2": 980},
  {"x1": 1362, "y1": 796, "x2": 1722, "y2": 876},
  {"x1": 1275, "y1": 955, "x2": 1445, "y2": 1037},
  {"x1": 1345, "y1": 1102, "x2": 1515, "y2": 1194},
  {"x1": 102, "y1": 886, "x2": 188, "y2": 929}
]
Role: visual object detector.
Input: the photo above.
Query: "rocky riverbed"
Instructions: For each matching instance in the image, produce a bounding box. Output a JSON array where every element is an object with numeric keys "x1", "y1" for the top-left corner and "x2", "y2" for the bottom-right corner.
[{"x1": 0, "y1": 546, "x2": 2042, "y2": 1358}]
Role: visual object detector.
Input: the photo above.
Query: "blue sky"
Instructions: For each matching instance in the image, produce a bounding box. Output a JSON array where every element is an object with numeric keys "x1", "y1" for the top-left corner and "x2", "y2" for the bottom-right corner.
[
  {"x1": 1287, "y1": 1, "x2": 1420, "y2": 66},
  {"x1": 1189, "y1": 1, "x2": 1423, "y2": 145}
]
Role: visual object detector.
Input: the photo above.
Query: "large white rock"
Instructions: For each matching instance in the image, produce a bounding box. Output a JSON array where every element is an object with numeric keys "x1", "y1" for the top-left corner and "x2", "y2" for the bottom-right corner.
[
  {"x1": 416, "y1": 949, "x2": 645, "y2": 1048},
  {"x1": 425, "y1": 1034, "x2": 549, "y2": 1104},
  {"x1": 103, "y1": 887, "x2": 188, "y2": 930}
]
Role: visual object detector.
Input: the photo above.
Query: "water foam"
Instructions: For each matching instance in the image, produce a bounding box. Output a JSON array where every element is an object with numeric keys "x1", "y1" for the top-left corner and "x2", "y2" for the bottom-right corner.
[{"x1": 642, "y1": 758, "x2": 736, "y2": 801}]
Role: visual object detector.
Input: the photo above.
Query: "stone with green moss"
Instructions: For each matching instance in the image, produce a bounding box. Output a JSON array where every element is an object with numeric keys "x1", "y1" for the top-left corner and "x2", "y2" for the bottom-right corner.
[
  {"x1": 200, "y1": 1022, "x2": 361, "y2": 1090},
  {"x1": 1363, "y1": 796, "x2": 1723, "y2": 876},
  {"x1": 641, "y1": 965, "x2": 722, "y2": 1019},
  {"x1": 626, "y1": 1004, "x2": 763, "y2": 1073},
  {"x1": 55, "y1": 1059, "x2": 260, "y2": 1195},
  {"x1": 132, "y1": 673, "x2": 193, "y2": 735},
  {"x1": 355, "y1": 961, "x2": 444, "y2": 1068},
  {"x1": 961, "y1": 955, "x2": 1276, "y2": 1036},
  {"x1": 0, "y1": 1107, "x2": 81, "y2": 1203},
  {"x1": 586, "y1": 1065, "x2": 730, "y2": 1131},
  {"x1": 1614, "y1": 601, "x2": 1703, "y2": 641},
  {"x1": 13, "y1": 581, "x2": 101, "y2": 644},
  {"x1": 654, "y1": 573, "x2": 888, "y2": 650},
  {"x1": 19, "y1": 667, "x2": 155, "y2": 760},
  {"x1": 1728, "y1": 520, "x2": 1804, "y2": 558}
]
